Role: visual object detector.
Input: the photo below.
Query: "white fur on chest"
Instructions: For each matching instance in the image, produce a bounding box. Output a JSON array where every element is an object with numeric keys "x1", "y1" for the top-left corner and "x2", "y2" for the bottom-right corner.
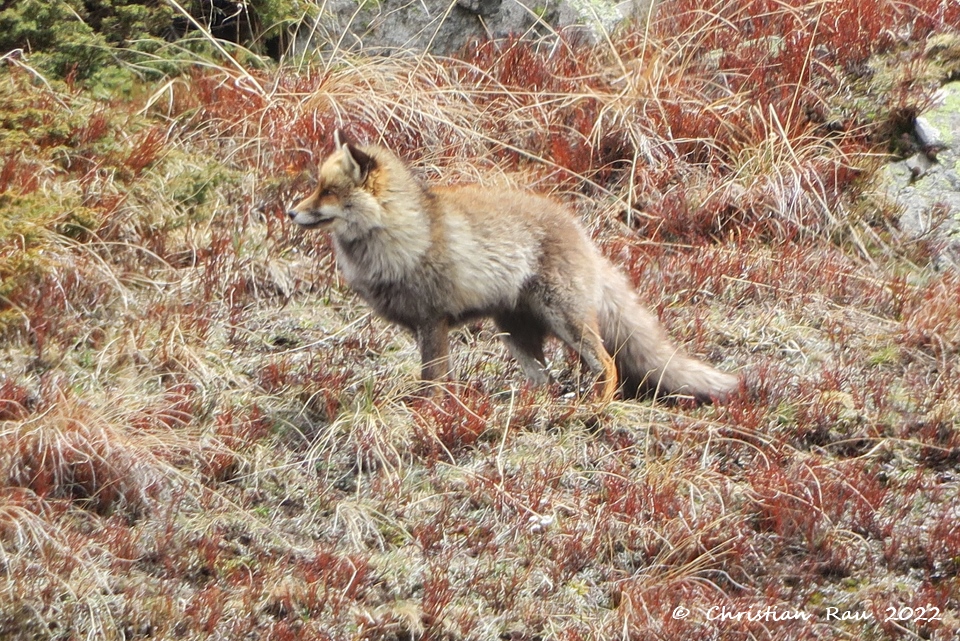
[{"x1": 333, "y1": 200, "x2": 431, "y2": 285}]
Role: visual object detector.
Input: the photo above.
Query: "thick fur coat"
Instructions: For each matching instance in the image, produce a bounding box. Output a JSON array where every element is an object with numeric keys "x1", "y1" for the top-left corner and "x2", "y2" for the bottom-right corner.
[{"x1": 288, "y1": 135, "x2": 738, "y2": 402}]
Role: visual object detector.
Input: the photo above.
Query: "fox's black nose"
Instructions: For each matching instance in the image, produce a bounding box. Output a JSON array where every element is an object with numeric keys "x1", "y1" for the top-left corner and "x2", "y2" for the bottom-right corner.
[{"x1": 286, "y1": 210, "x2": 297, "y2": 221}]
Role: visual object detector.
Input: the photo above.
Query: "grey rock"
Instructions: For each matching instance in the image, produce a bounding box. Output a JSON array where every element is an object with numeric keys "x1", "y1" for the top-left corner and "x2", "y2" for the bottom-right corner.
[
  {"x1": 914, "y1": 116, "x2": 943, "y2": 150},
  {"x1": 456, "y1": 0, "x2": 502, "y2": 15},
  {"x1": 297, "y1": 0, "x2": 646, "y2": 57},
  {"x1": 905, "y1": 152, "x2": 935, "y2": 181},
  {"x1": 878, "y1": 81, "x2": 960, "y2": 268}
]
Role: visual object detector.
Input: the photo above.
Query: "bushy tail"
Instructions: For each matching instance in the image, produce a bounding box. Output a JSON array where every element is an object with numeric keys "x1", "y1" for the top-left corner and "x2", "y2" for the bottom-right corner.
[{"x1": 597, "y1": 262, "x2": 739, "y2": 403}]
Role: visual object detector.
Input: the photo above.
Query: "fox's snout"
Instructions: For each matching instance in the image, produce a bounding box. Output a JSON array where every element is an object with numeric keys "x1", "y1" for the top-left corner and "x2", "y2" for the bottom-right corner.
[
  {"x1": 287, "y1": 205, "x2": 309, "y2": 225},
  {"x1": 287, "y1": 196, "x2": 338, "y2": 229},
  {"x1": 286, "y1": 200, "x2": 310, "y2": 226}
]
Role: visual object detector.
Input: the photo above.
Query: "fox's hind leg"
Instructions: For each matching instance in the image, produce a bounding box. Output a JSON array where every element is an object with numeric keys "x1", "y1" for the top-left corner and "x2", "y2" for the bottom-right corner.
[
  {"x1": 543, "y1": 308, "x2": 617, "y2": 404},
  {"x1": 495, "y1": 312, "x2": 549, "y2": 385}
]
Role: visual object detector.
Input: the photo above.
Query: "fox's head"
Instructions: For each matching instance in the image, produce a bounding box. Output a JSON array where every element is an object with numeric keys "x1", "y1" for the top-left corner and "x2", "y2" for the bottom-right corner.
[{"x1": 287, "y1": 131, "x2": 380, "y2": 231}]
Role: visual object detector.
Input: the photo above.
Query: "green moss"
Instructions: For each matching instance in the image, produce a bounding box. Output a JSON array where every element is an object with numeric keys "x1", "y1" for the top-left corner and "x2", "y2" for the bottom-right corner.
[
  {"x1": 0, "y1": 193, "x2": 71, "y2": 329},
  {"x1": 0, "y1": 193, "x2": 68, "y2": 247},
  {"x1": 868, "y1": 345, "x2": 900, "y2": 366}
]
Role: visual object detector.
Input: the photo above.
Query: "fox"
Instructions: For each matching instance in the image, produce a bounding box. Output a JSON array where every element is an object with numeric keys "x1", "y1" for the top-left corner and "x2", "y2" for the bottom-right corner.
[{"x1": 287, "y1": 132, "x2": 739, "y2": 403}]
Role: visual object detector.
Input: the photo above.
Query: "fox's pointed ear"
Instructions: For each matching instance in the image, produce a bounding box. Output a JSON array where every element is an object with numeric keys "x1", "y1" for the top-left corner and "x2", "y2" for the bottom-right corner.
[
  {"x1": 340, "y1": 142, "x2": 376, "y2": 185},
  {"x1": 333, "y1": 128, "x2": 349, "y2": 150}
]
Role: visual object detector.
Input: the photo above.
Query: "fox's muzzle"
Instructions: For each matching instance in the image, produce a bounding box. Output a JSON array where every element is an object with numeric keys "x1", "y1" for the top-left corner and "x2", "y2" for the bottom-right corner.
[{"x1": 287, "y1": 207, "x2": 336, "y2": 229}]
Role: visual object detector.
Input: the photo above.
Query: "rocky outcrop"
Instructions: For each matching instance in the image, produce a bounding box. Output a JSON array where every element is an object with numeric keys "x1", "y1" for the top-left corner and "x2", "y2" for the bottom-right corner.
[
  {"x1": 298, "y1": 0, "x2": 655, "y2": 56},
  {"x1": 879, "y1": 80, "x2": 960, "y2": 268}
]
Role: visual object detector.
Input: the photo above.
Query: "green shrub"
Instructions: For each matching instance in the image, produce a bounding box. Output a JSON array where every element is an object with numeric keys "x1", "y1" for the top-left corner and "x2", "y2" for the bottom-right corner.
[
  {"x1": 0, "y1": 0, "x2": 174, "y2": 79},
  {"x1": 0, "y1": 0, "x2": 314, "y2": 81}
]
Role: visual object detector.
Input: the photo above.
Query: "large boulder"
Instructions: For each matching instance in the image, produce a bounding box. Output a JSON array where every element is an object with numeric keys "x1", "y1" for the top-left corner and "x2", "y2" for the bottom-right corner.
[{"x1": 297, "y1": 0, "x2": 655, "y2": 56}]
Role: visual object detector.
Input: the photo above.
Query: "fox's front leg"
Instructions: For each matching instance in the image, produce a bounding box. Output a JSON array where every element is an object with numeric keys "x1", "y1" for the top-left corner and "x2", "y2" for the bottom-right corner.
[{"x1": 416, "y1": 320, "x2": 453, "y2": 383}]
